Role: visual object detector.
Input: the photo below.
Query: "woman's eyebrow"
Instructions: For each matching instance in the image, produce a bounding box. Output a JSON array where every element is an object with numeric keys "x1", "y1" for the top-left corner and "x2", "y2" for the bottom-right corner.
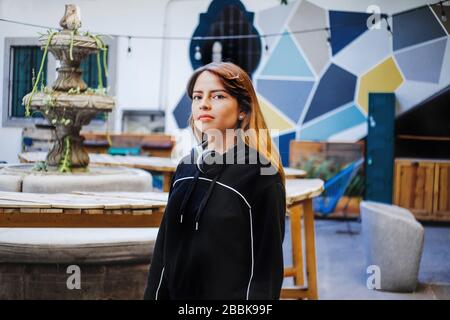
[{"x1": 193, "y1": 89, "x2": 227, "y2": 94}]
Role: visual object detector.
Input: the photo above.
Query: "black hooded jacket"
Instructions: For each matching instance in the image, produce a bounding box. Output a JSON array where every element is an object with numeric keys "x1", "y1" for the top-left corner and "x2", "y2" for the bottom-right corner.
[{"x1": 144, "y1": 140, "x2": 286, "y2": 300}]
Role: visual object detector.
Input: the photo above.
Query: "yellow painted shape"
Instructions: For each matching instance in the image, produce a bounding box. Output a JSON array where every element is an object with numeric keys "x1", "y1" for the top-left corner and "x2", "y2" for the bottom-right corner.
[
  {"x1": 257, "y1": 95, "x2": 295, "y2": 131},
  {"x1": 358, "y1": 57, "x2": 403, "y2": 113}
]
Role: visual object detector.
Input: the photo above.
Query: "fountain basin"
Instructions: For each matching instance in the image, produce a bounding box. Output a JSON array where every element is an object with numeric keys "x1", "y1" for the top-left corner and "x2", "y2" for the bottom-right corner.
[{"x1": 0, "y1": 165, "x2": 152, "y2": 193}]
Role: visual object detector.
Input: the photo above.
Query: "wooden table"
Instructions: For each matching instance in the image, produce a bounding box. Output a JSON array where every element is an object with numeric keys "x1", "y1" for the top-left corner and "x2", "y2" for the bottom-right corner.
[
  {"x1": 284, "y1": 167, "x2": 307, "y2": 179},
  {"x1": 282, "y1": 178, "x2": 324, "y2": 300},
  {"x1": 18, "y1": 152, "x2": 307, "y2": 191},
  {"x1": 19, "y1": 152, "x2": 178, "y2": 192},
  {"x1": 0, "y1": 191, "x2": 167, "y2": 227}
]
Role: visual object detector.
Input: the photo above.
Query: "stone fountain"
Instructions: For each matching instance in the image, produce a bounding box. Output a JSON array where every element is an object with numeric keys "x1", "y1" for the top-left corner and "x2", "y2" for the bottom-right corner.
[
  {"x1": 0, "y1": 5, "x2": 157, "y2": 300},
  {"x1": 0, "y1": 5, "x2": 151, "y2": 192}
]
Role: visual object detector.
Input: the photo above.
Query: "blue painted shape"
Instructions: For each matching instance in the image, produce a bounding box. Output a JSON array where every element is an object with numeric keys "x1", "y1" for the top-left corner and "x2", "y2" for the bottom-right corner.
[
  {"x1": 303, "y1": 64, "x2": 357, "y2": 123},
  {"x1": 395, "y1": 37, "x2": 447, "y2": 83},
  {"x1": 272, "y1": 131, "x2": 296, "y2": 167},
  {"x1": 173, "y1": 93, "x2": 192, "y2": 129},
  {"x1": 300, "y1": 104, "x2": 366, "y2": 141},
  {"x1": 261, "y1": 31, "x2": 314, "y2": 77},
  {"x1": 329, "y1": 11, "x2": 371, "y2": 55},
  {"x1": 257, "y1": 79, "x2": 314, "y2": 123},
  {"x1": 393, "y1": 6, "x2": 446, "y2": 51}
]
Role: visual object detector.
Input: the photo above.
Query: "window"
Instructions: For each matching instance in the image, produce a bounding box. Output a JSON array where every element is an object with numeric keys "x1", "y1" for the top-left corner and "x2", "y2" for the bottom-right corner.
[
  {"x1": 2, "y1": 37, "x2": 117, "y2": 128},
  {"x1": 10, "y1": 46, "x2": 47, "y2": 119},
  {"x1": 80, "y1": 49, "x2": 109, "y2": 121}
]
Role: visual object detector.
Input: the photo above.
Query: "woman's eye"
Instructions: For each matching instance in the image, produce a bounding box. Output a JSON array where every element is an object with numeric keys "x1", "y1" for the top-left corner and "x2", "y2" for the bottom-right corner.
[
  {"x1": 213, "y1": 95, "x2": 225, "y2": 99},
  {"x1": 193, "y1": 96, "x2": 202, "y2": 100}
]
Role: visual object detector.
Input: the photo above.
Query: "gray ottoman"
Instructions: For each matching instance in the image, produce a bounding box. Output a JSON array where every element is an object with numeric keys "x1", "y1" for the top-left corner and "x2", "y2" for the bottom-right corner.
[{"x1": 360, "y1": 201, "x2": 424, "y2": 292}]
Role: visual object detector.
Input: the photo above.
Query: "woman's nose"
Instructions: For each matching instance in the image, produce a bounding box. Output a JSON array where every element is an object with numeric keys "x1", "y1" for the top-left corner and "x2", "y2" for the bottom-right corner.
[{"x1": 199, "y1": 99, "x2": 211, "y2": 110}]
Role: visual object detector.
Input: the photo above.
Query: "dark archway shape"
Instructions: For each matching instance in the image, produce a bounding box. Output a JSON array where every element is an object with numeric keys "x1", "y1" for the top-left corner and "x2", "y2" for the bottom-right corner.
[{"x1": 189, "y1": 0, "x2": 262, "y2": 78}]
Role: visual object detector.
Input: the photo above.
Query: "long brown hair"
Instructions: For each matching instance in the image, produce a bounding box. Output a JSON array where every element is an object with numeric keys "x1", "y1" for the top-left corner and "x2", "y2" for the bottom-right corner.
[{"x1": 186, "y1": 62, "x2": 285, "y2": 185}]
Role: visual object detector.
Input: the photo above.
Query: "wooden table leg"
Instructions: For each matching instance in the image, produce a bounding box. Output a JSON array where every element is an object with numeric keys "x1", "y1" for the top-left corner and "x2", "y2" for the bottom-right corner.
[
  {"x1": 303, "y1": 198, "x2": 318, "y2": 300},
  {"x1": 290, "y1": 203, "x2": 304, "y2": 286},
  {"x1": 281, "y1": 198, "x2": 318, "y2": 300},
  {"x1": 162, "y1": 172, "x2": 172, "y2": 192}
]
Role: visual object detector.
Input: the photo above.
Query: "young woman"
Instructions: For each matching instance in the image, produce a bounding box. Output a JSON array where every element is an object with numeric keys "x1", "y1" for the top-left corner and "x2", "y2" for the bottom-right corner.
[{"x1": 144, "y1": 62, "x2": 286, "y2": 300}]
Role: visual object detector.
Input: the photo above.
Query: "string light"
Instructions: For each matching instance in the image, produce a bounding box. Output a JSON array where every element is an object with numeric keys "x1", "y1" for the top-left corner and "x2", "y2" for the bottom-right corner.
[
  {"x1": 127, "y1": 36, "x2": 132, "y2": 54},
  {"x1": 383, "y1": 16, "x2": 393, "y2": 35},
  {"x1": 0, "y1": 0, "x2": 445, "y2": 43},
  {"x1": 194, "y1": 45, "x2": 202, "y2": 60},
  {"x1": 440, "y1": 1, "x2": 448, "y2": 22},
  {"x1": 325, "y1": 27, "x2": 331, "y2": 46}
]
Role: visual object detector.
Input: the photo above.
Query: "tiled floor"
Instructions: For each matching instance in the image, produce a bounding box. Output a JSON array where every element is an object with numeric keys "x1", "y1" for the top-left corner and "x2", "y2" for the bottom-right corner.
[{"x1": 282, "y1": 218, "x2": 450, "y2": 300}]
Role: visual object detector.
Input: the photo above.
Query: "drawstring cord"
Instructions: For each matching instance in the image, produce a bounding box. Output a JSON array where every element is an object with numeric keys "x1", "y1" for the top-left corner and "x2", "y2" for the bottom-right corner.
[
  {"x1": 178, "y1": 170, "x2": 200, "y2": 224},
  {"x1": 194, "y1": 169, "x2": 223, "y2": 231}
]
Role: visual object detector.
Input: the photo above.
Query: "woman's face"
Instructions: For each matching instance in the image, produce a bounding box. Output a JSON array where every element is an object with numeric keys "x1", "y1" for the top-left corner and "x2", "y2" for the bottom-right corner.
[{"x1": 191, "y1": 71, "x2": 243, "y2": 136}]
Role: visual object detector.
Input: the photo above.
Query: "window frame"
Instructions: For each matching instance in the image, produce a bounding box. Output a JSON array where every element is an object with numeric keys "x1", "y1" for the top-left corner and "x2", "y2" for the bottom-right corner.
[{"x1": 2, "y1": 36, "x2": 117, "y2": 130}]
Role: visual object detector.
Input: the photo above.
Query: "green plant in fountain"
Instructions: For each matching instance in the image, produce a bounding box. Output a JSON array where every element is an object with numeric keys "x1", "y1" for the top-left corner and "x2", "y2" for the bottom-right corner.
[
  {"x1": 33, "y1": 161, "x2": 48, "y2": 172},
  {"x1": 25, "y1": 29, "x2": 57, "y2": 117},
  {"x1": 59, "y1": 136, "x2": 72, "y2": 173}
]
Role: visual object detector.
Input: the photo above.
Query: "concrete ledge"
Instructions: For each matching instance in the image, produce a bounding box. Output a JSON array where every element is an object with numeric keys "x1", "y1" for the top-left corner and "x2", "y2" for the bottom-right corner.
[{"x1": 0, "y1": 228, "x2": 158, "y2": 264}]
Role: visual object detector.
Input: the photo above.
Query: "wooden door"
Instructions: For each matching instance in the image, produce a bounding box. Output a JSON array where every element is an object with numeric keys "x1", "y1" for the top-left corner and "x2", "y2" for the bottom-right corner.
[
  {"x1": 433, "y1": 162, "x2": 450, "y2": 220},
  {"x1": 393, "y1": 159, "x2": 435, "y2": 219}
]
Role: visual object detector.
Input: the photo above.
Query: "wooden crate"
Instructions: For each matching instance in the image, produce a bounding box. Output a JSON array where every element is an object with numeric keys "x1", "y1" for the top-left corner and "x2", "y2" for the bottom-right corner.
[{"x1": 393, "y1": 158, "x2": 450, "y2": 222}]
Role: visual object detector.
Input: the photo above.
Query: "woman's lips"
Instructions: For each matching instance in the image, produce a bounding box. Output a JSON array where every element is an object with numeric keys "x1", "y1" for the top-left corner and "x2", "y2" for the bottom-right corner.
[{"x1": 198, "y1": 115, "x2": 215, "y2": 121}]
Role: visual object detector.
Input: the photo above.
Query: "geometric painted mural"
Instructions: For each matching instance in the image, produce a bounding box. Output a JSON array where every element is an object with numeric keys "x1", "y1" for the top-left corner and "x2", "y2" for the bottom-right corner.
[
  {"x1": 257, "y1": 95, "x2": 295, "y2": 132},
  {"x1": 272, "y1": 130, "x2": 296, "y2": 166},
  {"x1": 173, "y1": 93, "x2": 192, "y2": 129},
  {"x1": 256, "y1": 0, "x2": 297, "y2": 53},
  {"x1": 395, "y1": 37, "x2": 447, "y2": 84},
  {"x1": 357, "y1": 57, "x2": 404, "y2": 113},
  {"x1": 329, "y1": 11, "x2": 371, "y2": 56},
  {"x1": 302, "y1": 64, "x2": 357, "y2": 123},
  {"x1": 333, "y1": 20, "x2": 391, "y2": 75},
  {"x1": 288, "y1": 0, "x2": 329, "y2": 76},
  {"x1": 257, "y1": 79, "x2": 314, "y2": 123},
  {"x1": 393, "y1": 6, "x2": 446, "y2": 51},
  {"x1": 173, "y1": 0, "x2": 450, "y2": 153},
  {"x1": 300, "y1": 104, "x2": 366, "y2": 141},
  {"x1": 260, "y1": 30, "x2": 314, "y2": 78}
]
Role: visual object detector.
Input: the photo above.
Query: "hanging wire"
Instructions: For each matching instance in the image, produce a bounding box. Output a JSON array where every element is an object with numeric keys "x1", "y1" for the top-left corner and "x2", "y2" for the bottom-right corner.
[{"x1": 0, "y1": 0, "x2": 445, "y2": 42}]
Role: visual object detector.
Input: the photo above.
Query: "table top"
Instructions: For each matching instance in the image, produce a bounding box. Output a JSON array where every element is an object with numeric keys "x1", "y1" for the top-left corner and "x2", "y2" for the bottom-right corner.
[
  {"x1": 0, "y1": 178, "x2": 322, "y2": 210},
  {"x1": 284, "y1": 167, "x2": 307, "y2": 179},
  {"x1": 18, "y1": 152, "x2": 306, "y2": 177},
  {"x1": 0, "y1": 190, "x2": 167, "y2": 211}
]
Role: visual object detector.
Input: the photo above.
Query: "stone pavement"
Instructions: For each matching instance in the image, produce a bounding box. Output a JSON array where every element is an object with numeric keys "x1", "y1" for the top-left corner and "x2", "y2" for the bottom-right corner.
[{"x1": 282, "y1": 218, "x2": 450, "y2": 300}]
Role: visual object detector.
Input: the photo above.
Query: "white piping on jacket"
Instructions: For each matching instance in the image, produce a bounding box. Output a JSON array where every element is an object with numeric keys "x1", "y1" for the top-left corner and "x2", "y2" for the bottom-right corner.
[
  {"x1": 156, "y1": 267, "x2": 165, "y2": 300},
  {"x1": 172, "y1": 176, "x2": 254, "y2": 300}
]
